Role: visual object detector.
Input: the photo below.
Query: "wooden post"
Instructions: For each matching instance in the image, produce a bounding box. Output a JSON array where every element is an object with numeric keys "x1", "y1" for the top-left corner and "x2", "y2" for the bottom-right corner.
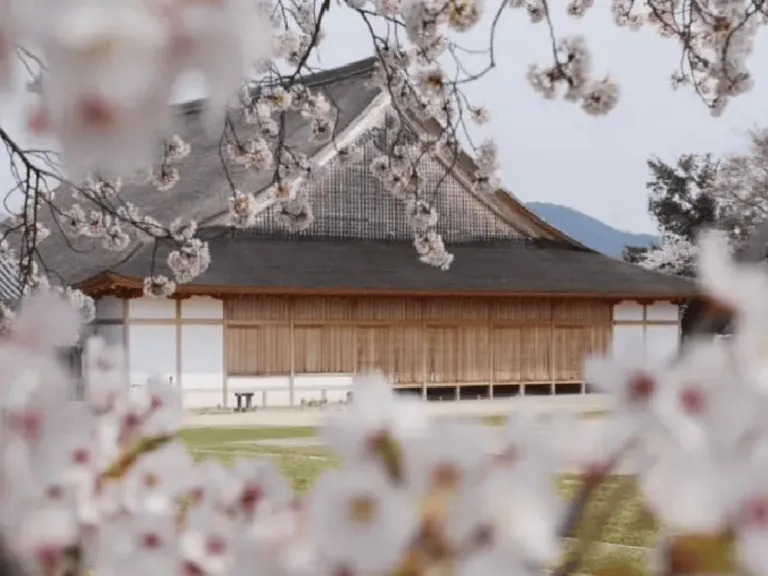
[
  {"x1": 221, "y1": 297, "x2": 229, "y2": 408},
  {"x1": 550, "y1": 298, "x2": 556, "y2": 395},
  {"x1": 175, "y1": 299, "x2": 182, "y2": 393},
  {"x1": 420, "y1": 299, "x2": 427, "y2": 401},
  {"x1": 488, "y1": 301, "x2": 494, "y2": 400},
  {"x1": 122, "y1": 299, "x2": 131, "y2": 388},
  {"x1": 288, "y1": 296, "x2": 296, "y2": 407}
]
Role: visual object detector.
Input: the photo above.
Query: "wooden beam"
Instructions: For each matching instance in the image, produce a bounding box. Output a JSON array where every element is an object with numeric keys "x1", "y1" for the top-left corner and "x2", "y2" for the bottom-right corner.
[
  {"x1": 549, "y1": 298, "x2": 555, "y2": 395},
  {"x1": 222, "y1": 316, "x2": 229, "y2": 408},
  {"x1": 175, "y1": 299, "x2": 182, "y2": 392},
  {"x1": 122, "y1": 299, "x2": 130, "y2": 381},
  {"x1": 289, "y1": 296, "x2": 295, "y2": 407},
  {"x1": 420, "y1": 298, "x2": 427, "y2": 400},
  {"x1": 76, "y1": 272, "x2": 700, "y2": 302}
]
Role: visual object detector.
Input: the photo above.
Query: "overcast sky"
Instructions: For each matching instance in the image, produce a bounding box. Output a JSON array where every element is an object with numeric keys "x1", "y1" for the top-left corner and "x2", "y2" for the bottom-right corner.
[{"x1": 1, "y1": 5, "x2": 767, "y2": 235}]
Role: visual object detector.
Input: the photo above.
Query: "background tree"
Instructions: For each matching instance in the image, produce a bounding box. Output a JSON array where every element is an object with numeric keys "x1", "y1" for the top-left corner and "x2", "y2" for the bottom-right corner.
[
  {"x1": 628, "y1": 128, "x2": 768, "y2": 277},
  {"x1": 623, "y1": 153, "x2": 719, "y2": 277},
  {"x1": 710, "y1": 127, "x2": 768, "y2": 244}
]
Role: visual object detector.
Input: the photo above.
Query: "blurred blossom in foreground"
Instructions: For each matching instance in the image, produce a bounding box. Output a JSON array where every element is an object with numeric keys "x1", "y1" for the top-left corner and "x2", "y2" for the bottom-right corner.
[
  {"x1": 4, "y1": 232, "x2": 768, "y2": 575},
  {"x1": 2, "y1": 0, "x2": 274, "y2": 180}
]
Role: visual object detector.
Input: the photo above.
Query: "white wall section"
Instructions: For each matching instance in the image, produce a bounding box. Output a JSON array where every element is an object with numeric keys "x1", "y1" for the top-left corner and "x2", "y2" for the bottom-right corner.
[
  {"x1": 613, "y1": 302, "x2": 645, "y2": 322},
  {"x1": 645, "y1": 324, "x2": 680, "y2": 363},
  {"x1": 128, "y1": 297, "x2": 175, "y2": 320},
  {"x1": 128, "y1": 324, "x2": 177, "y2": 390},
  {"x1": 95, "y1": 324, "x2": 124, "y2": 347},
  {"x1": 611, "y1": 324, "x2": 645, "y2": 359},
  {"x1": 95, "y1": 296, "x2": 123, "y2": 320},
  {"x1": 611, "y1": 301, "x2": 681, "y2": 363},
  {"x1": 181, "y1": 297, "x2": 223, "y2": 320},
  {"x1": 121, "y1": 296, "x2": 227, "y2": 410},
  {"x1": 645, "y1": 302, "x2": 680, "y2": 322},
  {"x1": 180, "y1": 324, "x2": 225, "y2": 409}
]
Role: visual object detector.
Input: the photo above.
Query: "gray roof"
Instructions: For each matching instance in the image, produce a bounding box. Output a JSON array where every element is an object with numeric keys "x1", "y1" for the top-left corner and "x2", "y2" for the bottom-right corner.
[
  {"x1": 14, "y1": 55, "x2": 697, "y2": 299},
  {"x1": 30, "y1": 57, "x2": 383, "y2": 286},
  {"x1": 100, "y1": 227, "x2": 697, "y2": 298}
]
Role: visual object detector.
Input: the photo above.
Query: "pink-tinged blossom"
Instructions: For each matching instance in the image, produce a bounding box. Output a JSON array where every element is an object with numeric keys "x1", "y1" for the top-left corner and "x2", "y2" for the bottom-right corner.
[
  {"x1": 306, "y1": 467, "x2": 419, "y2": 575},
  {"x1": 639, "y1": 234, "x2": 700, "y2": 276},
  {"x1": 7, "y1": 218, "x2": 768, "y2": 576},
  {"x1": 321, "y1": 372, "x2": 429, "y2": 474}
]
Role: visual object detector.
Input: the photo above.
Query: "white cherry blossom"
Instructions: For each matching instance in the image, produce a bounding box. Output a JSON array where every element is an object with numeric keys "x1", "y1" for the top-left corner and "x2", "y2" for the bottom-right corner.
[{"x1": 306, "y1": 467, "x2": 419, "y2": 575}]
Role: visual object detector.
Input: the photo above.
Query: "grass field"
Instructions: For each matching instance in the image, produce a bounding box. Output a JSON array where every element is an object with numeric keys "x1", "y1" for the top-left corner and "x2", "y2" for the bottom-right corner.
[
  {"x1": 181, "y1": 425, "x2": 654, "y2": 574},
  {"x1": 180, "y1": 425, "x2": 657, "y2": 549}
]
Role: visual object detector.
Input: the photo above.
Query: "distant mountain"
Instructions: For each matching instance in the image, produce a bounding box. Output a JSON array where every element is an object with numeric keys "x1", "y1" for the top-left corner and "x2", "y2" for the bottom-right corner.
[{"x1": 526, "y1": 202, "x2": 658, "y2": 258}]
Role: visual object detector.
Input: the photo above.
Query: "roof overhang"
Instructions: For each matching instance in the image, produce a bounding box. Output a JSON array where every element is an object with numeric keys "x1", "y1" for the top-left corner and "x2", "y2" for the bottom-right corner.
[{"x1": 75, "y1": 271, "x2": 699, "y2": 303}]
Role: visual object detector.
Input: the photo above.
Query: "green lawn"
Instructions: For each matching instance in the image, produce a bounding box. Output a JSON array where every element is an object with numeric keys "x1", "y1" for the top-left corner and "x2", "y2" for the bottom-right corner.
[
  {"x1": 178, "y1": 426, "x2": 318, "y2": 445},
  {"x1": 180, "y1": 425, "x2": 653, "y2": 542},
  {"x1": 179, "y1": 424, "x2": 654, "y2": 574}
]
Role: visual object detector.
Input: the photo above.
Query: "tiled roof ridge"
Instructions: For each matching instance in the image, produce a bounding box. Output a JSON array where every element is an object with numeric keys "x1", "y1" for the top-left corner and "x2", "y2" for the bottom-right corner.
[
  {"x1": 195, "y1": 225, "x2": 587, "y2": 251},
  {"x1": 174, "y1": 56, "x2": 379, "y2": 118}
]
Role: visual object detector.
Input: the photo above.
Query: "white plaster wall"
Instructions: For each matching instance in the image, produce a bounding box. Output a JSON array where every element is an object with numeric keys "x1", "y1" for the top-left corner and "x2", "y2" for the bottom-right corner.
[
  {"x1": 227, "y1": 374, "x2": 353, "y2": 407},
  {"x1": 611, "y1": 324, "x2": 646, "y2": 359},
  {"x1": 294, "y1": 374, "x2": 353, "y2": 388},
  {"x1": 646, "y1": 302, "x2": 680, "y2": 322},
  {"x1": 611, "y1": 302, "x2": 681, "y2": 362},
  {"x1": 95, "y1": 324, "x2": 124, "y2": 347},
  {"x1": 229, "y1": 375, "x2": 291, "y2": 391},
  {"x1": 646, "y1": 324, "x2": 680, "y2": 363},
  {"x1": 181, "y1": 297, "x2": 223, "y2": 320},
  {"x1": 128, "y1": 324, "x2": 177, "y2": 390},
  {"x1": 95, "y1": 296, "x2": 124, "y2": 320},
  {"x1": 128, "y1": 297, "x2": 175, "y2": 320},
  {"x1": 180, "y1": 324, "x2": 224, "y2": 410},
  {"x1": 613, "y1": 302, "x2": 644, "y2": 322}
]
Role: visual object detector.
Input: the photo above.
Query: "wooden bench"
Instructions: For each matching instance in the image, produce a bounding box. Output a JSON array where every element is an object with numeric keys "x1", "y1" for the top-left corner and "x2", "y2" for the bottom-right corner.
[{"x1": 234, "y1": 392, "x2": 256, "y2": 412}]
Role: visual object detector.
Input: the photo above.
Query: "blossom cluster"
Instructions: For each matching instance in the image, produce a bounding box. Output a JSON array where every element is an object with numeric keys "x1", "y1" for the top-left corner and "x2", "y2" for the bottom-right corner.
[
  {"x1": 521, "y1": 0, "x2": 766, "y2": 117},
  {"x1": 0, "y1": 0, "x2": 275, "y2": 180},
  {"x1": 2, "y1": 231, "x2": 768, "y2": 576},
  {"x1": 638, "y1": 233, "x2": 700, "y2": 277}
]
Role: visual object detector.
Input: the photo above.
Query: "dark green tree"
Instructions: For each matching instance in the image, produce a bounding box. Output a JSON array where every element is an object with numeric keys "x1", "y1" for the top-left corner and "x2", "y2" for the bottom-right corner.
[{"x1": 622, "y1": 153, "x2": 719, "y2": 277}]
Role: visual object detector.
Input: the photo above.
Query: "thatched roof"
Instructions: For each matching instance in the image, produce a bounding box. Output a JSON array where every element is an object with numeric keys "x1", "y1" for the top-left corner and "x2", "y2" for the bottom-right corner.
[{"x1": 14, "y1": 55, "x2": 696, "y2": 299}]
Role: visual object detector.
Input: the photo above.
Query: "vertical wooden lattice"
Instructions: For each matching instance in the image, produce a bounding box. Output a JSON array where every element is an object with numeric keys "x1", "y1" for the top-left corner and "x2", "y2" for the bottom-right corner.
[{"x1": 224, "y1": 296, "x2": 614, "y2": 385}]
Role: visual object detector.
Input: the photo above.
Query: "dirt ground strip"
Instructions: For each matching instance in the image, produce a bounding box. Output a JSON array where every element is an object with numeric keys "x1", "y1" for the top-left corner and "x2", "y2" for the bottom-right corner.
[
  {"x1": 182, "y1": 395, "x2": 610, "y2": 429},
  {"x1": 225, "y1": 419, "x2": 641, "y2": 475}
]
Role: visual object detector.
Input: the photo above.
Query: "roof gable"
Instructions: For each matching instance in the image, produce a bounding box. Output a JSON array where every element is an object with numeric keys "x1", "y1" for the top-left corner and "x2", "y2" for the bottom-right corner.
[
  {"x1": 31, "y1": 57, "x2": 384, "y2": 286},
  {"x1": 24, "y1": 56, "x2": 593, "y2": 289},
  {"x1": 215, "y1": 123, "x2": 528, "y2": 243}
]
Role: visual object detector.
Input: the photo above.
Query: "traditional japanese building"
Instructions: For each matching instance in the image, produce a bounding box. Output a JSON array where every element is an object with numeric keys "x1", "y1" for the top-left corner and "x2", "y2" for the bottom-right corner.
[{"x1": 34, "y1": 57, "x2": 697, "y2": 409}]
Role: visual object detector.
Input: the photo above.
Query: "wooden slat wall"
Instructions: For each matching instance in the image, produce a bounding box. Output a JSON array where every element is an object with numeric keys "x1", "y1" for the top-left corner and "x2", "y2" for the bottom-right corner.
[{"x1": 224, "y1": 296, "x2": 612, "y2": 384}]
